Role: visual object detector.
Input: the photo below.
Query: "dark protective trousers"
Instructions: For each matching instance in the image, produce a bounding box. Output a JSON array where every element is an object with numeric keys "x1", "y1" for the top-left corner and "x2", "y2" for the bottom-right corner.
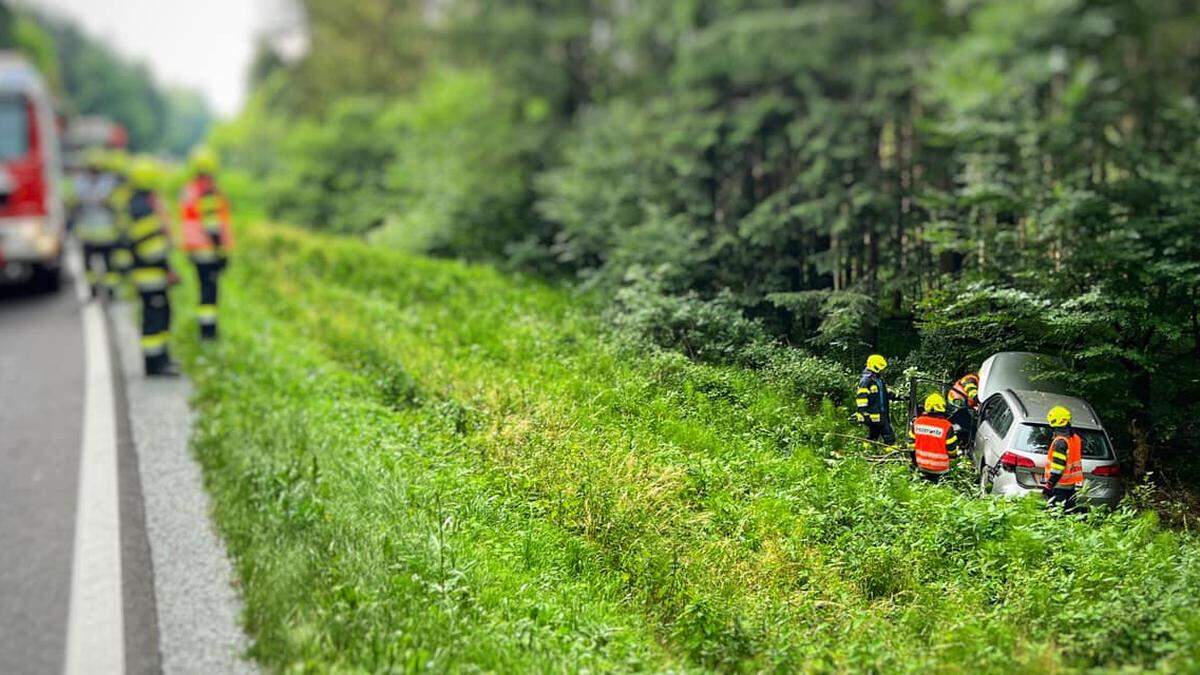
[
  {"x1": 134, "y1": 264, "x2": 172, "y2": 374},
  {"x1": 866, "y1": 420, "x2": 896, "y2": 446},
  {"x1": 1047, "y1": 487, "x2": 1079, "y2": 512},
  {"x1": 194, "y1": 260, "x2": 222, "y2": 340}
]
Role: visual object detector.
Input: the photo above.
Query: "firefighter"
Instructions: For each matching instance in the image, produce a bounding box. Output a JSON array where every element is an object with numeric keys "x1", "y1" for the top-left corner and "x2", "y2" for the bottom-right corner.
[
  {"x1": 73, "y1": 150, "x2": 122, "y2": 297},
  {"x1": 1042, "y1": 406, "x2": 1084, "y2": 510},
  {"x1": 179, "y1": 146, "x2": 234, "y2": 340},
  {"x1": 123, "y1": 158, "x2": 179, "y2": 377},
  {"x1": 911, "y1": 393, "x2": 960, "y2": 481},
  {"x1": 106, "y1": 151, "x2": 136, "y2": 279},
  {"x1": 948, "y1": 371, "x2": 980, "y2": 410},
  {"x1": 855, "y1": 354, "x2": 895, "y2": 446}
]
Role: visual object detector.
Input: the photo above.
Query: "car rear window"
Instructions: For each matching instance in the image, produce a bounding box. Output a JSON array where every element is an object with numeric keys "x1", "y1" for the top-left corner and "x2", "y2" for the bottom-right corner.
[
  {"x1": 0, "y1": 96, "x2": 30, "y2": 160},
  {"x1": 1014, "y1": 424, "x2": 1114, "y2": 460}
]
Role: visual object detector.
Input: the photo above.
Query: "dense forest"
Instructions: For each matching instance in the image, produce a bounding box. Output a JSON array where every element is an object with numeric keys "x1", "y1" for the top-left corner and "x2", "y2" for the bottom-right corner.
[
  {"x1": 0, "y1": 2, "x2": 213, "y2": 154},
  {"x1": 220, "y1": 0, "x2": 1199, "y2": 482}
]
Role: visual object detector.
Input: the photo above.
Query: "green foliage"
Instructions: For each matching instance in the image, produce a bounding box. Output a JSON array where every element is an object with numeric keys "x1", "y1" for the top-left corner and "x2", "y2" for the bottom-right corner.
[
  {"x1": 607, "y1": 266, "x2": 768, "y2": 364},
  {"x1": 264, "y1": 97, "x2": 396, "y2": 235},
  {"x1": 173, "y1": 223, "x2": 1200, "y2": 672},
  {"x1": 370, "y1": 70, "x2": 534, "y2": 259},
  {"x1": 224, "y1": 0, "x2": 1200, "y2": 471}
]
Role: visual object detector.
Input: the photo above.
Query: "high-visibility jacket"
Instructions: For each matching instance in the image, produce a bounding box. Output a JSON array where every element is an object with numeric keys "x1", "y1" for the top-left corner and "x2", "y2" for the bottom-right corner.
[
  {"x1": 180, "y1": 176, "x2": 234, "y2": 263},
  {"x1": 855, "y1": 370, "x2": 889, "y2": 424},
  {"x1": 912, "y1": 414, "x2": 958, "y2": 475},
  {"x1": 123, "y1": 189, "x2": 170, "y2": 293},
  {"x1": 1044, "y1": 432, "x2": 1084, "y2": 488},
  {"x1": 948, "y1": 373, "x2": 980, "y2": 409}
]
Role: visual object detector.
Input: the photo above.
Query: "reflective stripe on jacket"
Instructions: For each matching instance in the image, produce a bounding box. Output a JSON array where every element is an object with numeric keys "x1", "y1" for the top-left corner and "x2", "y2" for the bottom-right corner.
[
  {"x1": 948, "y1": 374, "x2": 980, "y2": 409},
  {"x1": 125, "y1": 190, "x2": 168, "y2": 266},
  {"x1": 181, "y1": 177, "x2": 233, "y2": 259},
  {"x1": 1044, "y1": 432, "x2": 1084, "y2": 488},
  {"x1": 855, "y1": 370, "x2": 888, "y2": 423},
  {"x1": 913, "y1": 414, "x2": 957, "y2": 474}
]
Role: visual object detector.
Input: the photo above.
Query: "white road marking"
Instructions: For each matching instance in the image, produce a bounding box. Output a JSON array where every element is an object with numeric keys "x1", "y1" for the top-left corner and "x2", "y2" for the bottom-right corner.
[{"x1": 63, "y1": 247, "x2": 125, "y2": 675}]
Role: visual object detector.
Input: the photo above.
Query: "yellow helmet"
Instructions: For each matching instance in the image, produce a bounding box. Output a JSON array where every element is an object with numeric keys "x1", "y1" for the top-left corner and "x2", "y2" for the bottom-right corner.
[
  {"x1": 924, "y1": 393, "x2": 947, "y2": 414},
  {"x1": 1047, "y1": 406, "x2": 1072, "y2": 428},
  {"x1": 866, "y1": 354, "x2": 888, "y2": 374},
  {"x1": 130, "y1": 158, "x2": 159, "y2": 190},
  {"x1": 189, "y1": 146, "x2": 219, "y2": 175}
]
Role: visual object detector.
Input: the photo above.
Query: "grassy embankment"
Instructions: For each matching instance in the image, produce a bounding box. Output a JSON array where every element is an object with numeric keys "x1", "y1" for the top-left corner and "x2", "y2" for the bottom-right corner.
[{"x1": 173, "y1": 224, "x2": 1200, "y2": 672}]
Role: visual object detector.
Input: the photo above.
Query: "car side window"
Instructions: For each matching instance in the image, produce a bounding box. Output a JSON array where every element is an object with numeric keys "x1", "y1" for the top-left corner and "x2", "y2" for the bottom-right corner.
[
  {"x1": 993, "y1": 403, "x2": 1014, "y2": 438},
  {"x1": 980, "y1": 396, "x2": 1001, "y2": 426},
  {"x1": 981, "y1": 396, "x2": 1014, "y2": 437}
]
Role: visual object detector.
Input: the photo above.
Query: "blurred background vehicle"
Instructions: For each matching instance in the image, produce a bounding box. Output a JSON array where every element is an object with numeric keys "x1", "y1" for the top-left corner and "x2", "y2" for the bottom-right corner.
[
  {"x1": 971, "y1": 352, "x2": 1123, "y2": 507},
  {"x1": 0, "y1": 53, "x2": 62, "y2": 292}
]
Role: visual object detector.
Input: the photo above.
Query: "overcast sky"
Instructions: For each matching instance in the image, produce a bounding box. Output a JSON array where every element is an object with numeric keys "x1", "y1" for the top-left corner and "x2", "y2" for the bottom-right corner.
[{"x1": 23, "y1": 0, "x2": 270, "y2": 117}]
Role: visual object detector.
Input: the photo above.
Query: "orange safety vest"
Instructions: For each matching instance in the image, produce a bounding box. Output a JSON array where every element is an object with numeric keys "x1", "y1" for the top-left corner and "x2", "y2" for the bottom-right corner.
[
  {"x1": 1044, "y1": 433, "x2": 1084, "y2": 488},
  {"x1": 948, "y1": 373, "x2": 980, "y2": 408},
  {"x1": 913, "y1": 415, "x2": 953, "y2": 475},
  {"x1": 180, "y1": 176, "x2": 234, "y2": 260}
]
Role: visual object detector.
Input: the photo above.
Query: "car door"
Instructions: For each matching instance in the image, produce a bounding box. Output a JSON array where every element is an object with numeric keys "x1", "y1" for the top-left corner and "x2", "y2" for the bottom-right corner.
[{"x1": 973, "y1": 394, "x2": 1011, "y2": 470}]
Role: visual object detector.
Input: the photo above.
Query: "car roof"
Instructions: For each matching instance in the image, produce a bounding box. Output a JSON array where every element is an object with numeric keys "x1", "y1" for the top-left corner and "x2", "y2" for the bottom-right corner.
[
  {"x1": 978, "y1": 352, "x2": 1068, "y2": 401},
  {"x1": 1006, "y1": 389, "x2": 1104, "y2": 430}
]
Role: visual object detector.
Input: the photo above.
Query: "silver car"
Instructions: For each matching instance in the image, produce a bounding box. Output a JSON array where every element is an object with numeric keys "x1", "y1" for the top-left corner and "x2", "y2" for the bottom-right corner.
[{"x1": 969, "y1": 353, "x2": 1123, "y2": 507}]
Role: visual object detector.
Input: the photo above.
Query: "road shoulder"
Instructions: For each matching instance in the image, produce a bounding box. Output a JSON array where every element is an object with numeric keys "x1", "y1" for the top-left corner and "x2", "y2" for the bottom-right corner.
[{"x1": 111, "y1": 300, "x2": 256, "y2": 674}]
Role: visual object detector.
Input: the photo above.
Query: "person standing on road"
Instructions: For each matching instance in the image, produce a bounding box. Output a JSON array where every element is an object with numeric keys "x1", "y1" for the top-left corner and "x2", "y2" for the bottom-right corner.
[
  {"x1": 1042, "y1": 406, "x2": 1084, "y2": 510},
  {"x1": 179, "y1": 147, "x2": 234, "y2": 340},
  {"x1": 123, "y1": 158, "x2": 180, "y2": 377},
  {"x1": 855, "y1": 354, "x2": 895, "y2": 447},
  {"x1": 911, "y1": 393, "x2": 960, "y2": 482},
  {"x1": 73, "y1": 150, "x2": 122, "y2": 298}
]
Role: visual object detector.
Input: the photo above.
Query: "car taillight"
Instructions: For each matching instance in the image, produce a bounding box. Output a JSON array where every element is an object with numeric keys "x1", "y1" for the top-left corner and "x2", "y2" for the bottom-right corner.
[
  {"x1": 1091, "y1": 464, "x2": 1120, "y2": 477},
  {"x1": 1000, "y1": 452, "x2": 1036, "y2": 471}
]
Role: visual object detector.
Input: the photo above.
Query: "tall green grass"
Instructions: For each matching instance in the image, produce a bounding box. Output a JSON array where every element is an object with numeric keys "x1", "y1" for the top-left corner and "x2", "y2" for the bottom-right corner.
[{"x1": 176, "y1": 225, "x2": 1200, "y2": 673}]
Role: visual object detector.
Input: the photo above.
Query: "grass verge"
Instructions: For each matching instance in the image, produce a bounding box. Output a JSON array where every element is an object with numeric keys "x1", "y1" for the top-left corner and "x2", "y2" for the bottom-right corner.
[{"x1": 174, "y1": 224, "x2": 1200, "y2": 672}]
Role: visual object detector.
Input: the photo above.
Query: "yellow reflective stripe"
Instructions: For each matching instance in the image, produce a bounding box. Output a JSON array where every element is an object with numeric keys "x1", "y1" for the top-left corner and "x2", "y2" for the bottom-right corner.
[
  {"x1": 198, "y1": 195, "x2": 224, "y2": 210},
  {"x1": 869, "y1": 414, "x2": 882, "y2": 422},
  {"x1": 131, "y1": 267, "x2": 168, "y2": 291},
  {"x1": 140, "y1": 333, "x2": 169, "y2": 354},
  {"x1": 855, "y1": 398, "x2": 869, "y2": 406},
  {"x1": 136, "y1": 237, "x2": 169, "y2": 260},
  {"x1": 131, "y1": 216, "x2": 161, "y2": 240},
  {"x1": 945, "y1": 436, "x2": 958, "y2": 445},
  {"x1": 869, "y1": 385, "x2": 879, "y2": 393},
  {"x1": 197, "y1": 304, "x2": 218, "y2": 320},
  {"x1": 856, "y1": 387, "x2": 869, "y2": 394}
]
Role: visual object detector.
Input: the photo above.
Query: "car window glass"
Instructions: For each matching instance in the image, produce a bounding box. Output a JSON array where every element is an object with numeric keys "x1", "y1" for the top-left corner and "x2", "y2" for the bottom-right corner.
[
  {"x1": 980, "y1": 396, "x2": 999, "y2": 425},
  {"x1": 1014, "y1": 424, "x2": 1114, "y2": 460},
  {"x1": 981, "y1": 396, "x2": 1010, "y2": 436},
  {"x1": 993, "y1": 403, "x2": 1014, "y2": 438},
  {"x1": 0, "y1": 97, "x2": 29, "y2": 160}
]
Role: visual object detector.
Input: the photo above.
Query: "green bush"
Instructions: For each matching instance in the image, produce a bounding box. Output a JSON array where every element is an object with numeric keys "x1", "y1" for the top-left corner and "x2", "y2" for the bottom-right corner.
[
  {"x1": 607, "y1": 266, "x2": 768, "y2": 363},
  {"x1": 370, "y1": 69, "x2": 538, "y2": 259}
]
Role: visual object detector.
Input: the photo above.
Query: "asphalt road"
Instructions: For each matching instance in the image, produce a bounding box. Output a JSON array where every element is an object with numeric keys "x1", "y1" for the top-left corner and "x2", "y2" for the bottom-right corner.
[
  {"x1": 0, "y1": 272, "x2": 159, "y2": 675},
  {"x1": 0, "y1": 278, "x2": 87, "y2": 674}
]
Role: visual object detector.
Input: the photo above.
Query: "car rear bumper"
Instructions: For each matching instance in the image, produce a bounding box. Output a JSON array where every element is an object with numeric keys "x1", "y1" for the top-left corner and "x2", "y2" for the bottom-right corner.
[{"x1": 991, "y1": 472, "x2": 1123, "y2": 507}]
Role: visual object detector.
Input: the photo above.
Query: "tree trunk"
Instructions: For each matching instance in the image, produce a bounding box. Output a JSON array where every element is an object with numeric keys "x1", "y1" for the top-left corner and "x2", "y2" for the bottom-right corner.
[
  {"x1": 1130, "y1": 417, "x2": 1152, "y2": 478},
  {"x1": 1191, "y1": 284, "x2": 1199, "y2": 356}
]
